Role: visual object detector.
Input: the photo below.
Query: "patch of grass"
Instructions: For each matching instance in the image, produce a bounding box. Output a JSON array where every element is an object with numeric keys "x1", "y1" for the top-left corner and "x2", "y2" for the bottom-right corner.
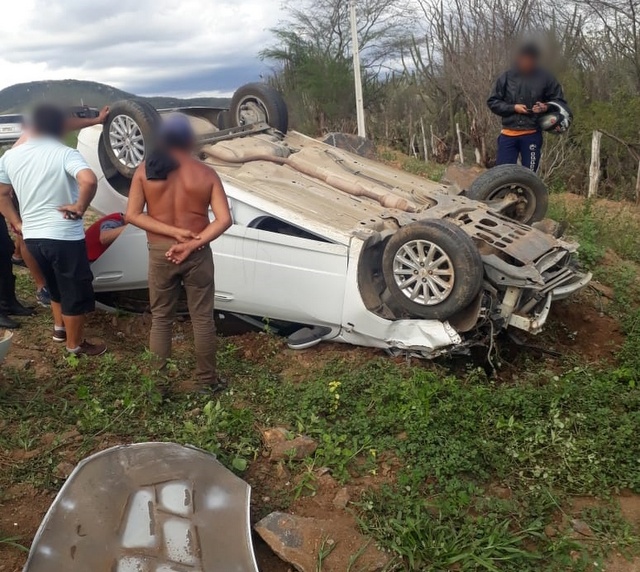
[
  {"x1": 249, "y1": 358, "x2": 639, "y2": 494},
  {"x1": 378, "y1": 147, "x2": 446, "y2": 182},
  {"x1": 549, "y1": 199, "x2": 605, "y2": 269},
  {"x1": 240, "y1": 338, "x2": 639, "y2": 568},
  {"x1": 2, "y1": 310, "x2": 639, "y2": 569},
  {"x1": 358, "y1": 487, "x2": 560, "y2": 571},
  {"x1": 401, "y1": 156, "x2": 446, "y2": 182},
  {"x1": 549, "y1": 196, "x2": 640, "y2": 268},
  {"x1": 579, "y1": 505, "x2": 639, "y2": 560},
  {"x1": 0, "y1": 341, "x2": 260, "y2": 488}
]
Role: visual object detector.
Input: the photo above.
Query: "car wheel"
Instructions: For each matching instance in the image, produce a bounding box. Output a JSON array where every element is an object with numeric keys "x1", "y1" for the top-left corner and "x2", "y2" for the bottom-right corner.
[
  {"x1": 382, "y1": 220, "x2": 483, "y2": 320},
  {"x1": 102, "y1": 100, "x2": 161, "y2": 178},
  {"x1": 466, "y1": 165, "x2": 549, "y2": 224},
  {"x1": 229, "y1": 83, "x2": 289, "y2": 133}
]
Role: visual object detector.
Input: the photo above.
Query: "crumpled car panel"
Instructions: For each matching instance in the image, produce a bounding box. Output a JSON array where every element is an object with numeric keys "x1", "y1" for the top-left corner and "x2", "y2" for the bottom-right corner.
[{"x1": 24, "y1": 443, "x2": 259, "y2": 572}]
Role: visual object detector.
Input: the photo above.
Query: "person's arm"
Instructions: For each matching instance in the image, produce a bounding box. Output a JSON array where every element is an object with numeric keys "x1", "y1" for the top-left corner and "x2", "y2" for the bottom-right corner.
[
  {"x1": 65, "y1": 106, "x2": 109, "y2": 132},
  {"x1": 487, "y1": 73, "x2": 516, "y2": 117},
  {"x1": 532, "y1": 74, "x2": 565, "y2": 114},
  {"x1": 543, "y1": 74, "x2": 571, "y2": 115},
  {"x1": 166, "y1": 171, "x2": 232, "y2": 264},
  {"x1": 0, "y1": 184, "x2": 21, "y2": 234},
  {"x1": 56, "y1": 148, "x2": 98, "y2": 219},
  {"x1": 99, "y1": 224, "x2": 126, "y2": 246},
  {"x1": 124, "y1": 166, "x2": 200, "y2": 242},
  {"x1": 0, "y1": 159, "x2": 21, "y2": 233}
]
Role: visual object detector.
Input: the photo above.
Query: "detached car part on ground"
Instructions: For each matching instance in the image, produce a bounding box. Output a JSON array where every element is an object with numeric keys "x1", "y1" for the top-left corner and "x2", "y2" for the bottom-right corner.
[
  {"x1": 77, "y1": 83, "x2": 591, "y2": 358},
  {"x1": 23, "y1": 443, "x2": 259, "y2": 571},
  {"x1": 0, "y1": 330, "x2": 12, "y2": 362}
]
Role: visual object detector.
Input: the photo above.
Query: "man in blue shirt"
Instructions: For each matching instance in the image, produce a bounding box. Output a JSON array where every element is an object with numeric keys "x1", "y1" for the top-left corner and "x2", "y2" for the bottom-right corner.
[{"x1": 0, "y1": 104, "x2": 106, "y2": 356}]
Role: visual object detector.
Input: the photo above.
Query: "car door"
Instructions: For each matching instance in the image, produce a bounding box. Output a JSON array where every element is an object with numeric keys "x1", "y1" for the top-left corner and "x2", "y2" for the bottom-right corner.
[
  {"x1": 214, "y1": 225, "x2": 348, "y2": 326},
  {"x1": 91, "y1": 197, "x2": 349, "y2": 328},
  {"x1": 91, "y1": 223, "x2": 149, "y2": 292}
]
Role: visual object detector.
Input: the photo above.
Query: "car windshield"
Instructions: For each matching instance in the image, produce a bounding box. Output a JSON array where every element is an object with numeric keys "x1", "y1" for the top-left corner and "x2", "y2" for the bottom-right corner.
[{"x1": 0, "y1": 115, "x2": 23, "y2": 124}]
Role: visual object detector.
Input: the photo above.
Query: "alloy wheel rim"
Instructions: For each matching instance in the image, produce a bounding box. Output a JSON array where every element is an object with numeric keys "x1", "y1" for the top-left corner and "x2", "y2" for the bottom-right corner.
[
  {"x1": 109, "y1": 115, "x2": 145, "y2": 169},
  {"x1": 393, "y1": 240, "x2": 455, "y2": 306}
]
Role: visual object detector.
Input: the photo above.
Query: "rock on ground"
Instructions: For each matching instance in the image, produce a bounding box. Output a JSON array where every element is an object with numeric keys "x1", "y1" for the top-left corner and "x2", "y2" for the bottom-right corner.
[
  {"x1": 255, "y1": 512, "x2": 389, "y2": 572},
  {"x1": 570, "y1": 518, "x2": 595, "y2": 538},
  {"x1": 262, "y1": 427, "x2": 291, "y2": 447},
  {"x1": 332, "y1": 487, "x2": 350, "y2": 510},
  {"x1": 270, "y1": 436, "x2": 318, "y2": 461},
  {"x1": 263, "y1": 428, "x2": 318, "y2": 461}
]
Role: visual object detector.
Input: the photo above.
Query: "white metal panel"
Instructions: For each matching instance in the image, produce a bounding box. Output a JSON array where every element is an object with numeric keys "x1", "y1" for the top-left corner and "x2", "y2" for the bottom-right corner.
[
  {"x1": 216, "y1": 227, "x2": 348, "y2": 325},
  {"x1": 91, "y1": 224, "x2": 149, "y2": 291}
]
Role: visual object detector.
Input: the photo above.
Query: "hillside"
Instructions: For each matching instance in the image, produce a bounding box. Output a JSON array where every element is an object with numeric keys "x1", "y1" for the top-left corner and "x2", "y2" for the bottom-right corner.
[{"x1": 0, "y1": 79, "x2": 230, "y2": 113}]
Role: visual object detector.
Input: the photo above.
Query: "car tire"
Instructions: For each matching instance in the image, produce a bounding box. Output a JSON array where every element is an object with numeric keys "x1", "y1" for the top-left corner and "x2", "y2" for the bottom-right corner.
[
  {"x1": 230, "y1": 83, "x2": 289, "y2": 133},
  {"x1": 102, "y1": 100, "x2": 161, "y2": 178},
  {"x1": 382, "y1": 220, "x2": 483, "y2": 320},
  {"x1": 467, "y1": 164, "x2": 549, "y2": 224}
]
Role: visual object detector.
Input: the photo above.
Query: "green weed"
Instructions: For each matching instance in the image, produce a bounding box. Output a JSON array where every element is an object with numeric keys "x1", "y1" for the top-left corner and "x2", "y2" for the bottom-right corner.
[
  {"x1": 378, "y1": 147, "x2": 445, "y2": 181},
  {"x1": 0, "y1": 534, "x2": 28, "y2": 552},
  {"x1": 579, "y1": 505, "x2": 639, "y2": 560},
  {"x1": 549, "y1": 196, "x2": 640, "y2": 267}
]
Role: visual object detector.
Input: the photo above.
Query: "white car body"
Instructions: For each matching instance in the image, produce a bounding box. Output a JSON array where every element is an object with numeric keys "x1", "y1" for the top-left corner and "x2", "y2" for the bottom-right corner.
[
  {"x1": 0, "y1": 114, "x2": 24, "y2": 144},
  {"x1": 77, "y1": 108, "x2": 590, "y2": 358}
]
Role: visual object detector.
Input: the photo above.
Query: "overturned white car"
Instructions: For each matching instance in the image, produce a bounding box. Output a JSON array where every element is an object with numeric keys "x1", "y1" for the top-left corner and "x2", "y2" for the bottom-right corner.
[{"x1": 77, "y1": 83, "x2": 591, "y2": 358}]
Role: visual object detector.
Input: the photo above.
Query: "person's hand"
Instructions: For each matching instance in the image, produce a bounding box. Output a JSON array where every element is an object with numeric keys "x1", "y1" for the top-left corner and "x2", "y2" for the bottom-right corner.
[
  {"x1": 532, "y1": 102, "x2": 548, "y2": 113},
  {"x1": 173, "y1": 228, "x2": 200, "y2": 243},
  {"x1": 166, "y1": 242, "x2": 195, "y2": 265},
  {"x1": 57, "y1": 203, "x2": 86, "y2": 220},
  {"x1": 166, "y1": 241, "x2": 207, "y2": 264},
  {"x1": 97, "y1": 106, "x2": 110, "y2": 124},
  {"x1": 10, "y1": 221, "x2": 22, "y2": 236},
  {"x1": 514, "y1": 104, "x2": 530, "y2": 114}
]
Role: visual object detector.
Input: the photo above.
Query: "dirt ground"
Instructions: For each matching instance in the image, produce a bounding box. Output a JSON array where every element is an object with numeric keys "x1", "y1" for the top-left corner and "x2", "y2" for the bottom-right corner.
[{"x1": 0, "y1": 270, "x2": 638, "y2": 570}]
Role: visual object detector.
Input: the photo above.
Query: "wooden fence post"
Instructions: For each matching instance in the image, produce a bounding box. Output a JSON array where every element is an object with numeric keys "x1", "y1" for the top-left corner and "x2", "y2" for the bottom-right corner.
[
  {"x1": 588, "y1": 130, "x2": 602, "y2": 198},
  {"x1": 456, "y1": 123, "x2": 464, "y2": 165},
  {"x1": 430, "y1": 125, "x2": 436, "y2": 158}
]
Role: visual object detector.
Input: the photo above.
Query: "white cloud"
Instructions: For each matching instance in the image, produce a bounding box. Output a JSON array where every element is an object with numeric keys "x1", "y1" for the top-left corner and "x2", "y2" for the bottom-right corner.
[{"x1": 0, "y1": 0, "x2": 285, "y2": 96}]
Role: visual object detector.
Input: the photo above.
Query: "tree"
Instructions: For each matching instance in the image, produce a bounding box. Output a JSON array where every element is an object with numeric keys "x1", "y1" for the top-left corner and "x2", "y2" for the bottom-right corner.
[
  {"x1": 261, "y1": 0, "x2": 410, "y2": 134},
  {"x1": 260, "y1": 0, "x2": 640, "y2": 199}
]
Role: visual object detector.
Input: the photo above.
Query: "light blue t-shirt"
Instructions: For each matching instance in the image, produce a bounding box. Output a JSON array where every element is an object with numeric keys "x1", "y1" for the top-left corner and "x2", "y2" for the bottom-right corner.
[{"x1": 0, "y1": 137, "x2": 91, "y2": 241}]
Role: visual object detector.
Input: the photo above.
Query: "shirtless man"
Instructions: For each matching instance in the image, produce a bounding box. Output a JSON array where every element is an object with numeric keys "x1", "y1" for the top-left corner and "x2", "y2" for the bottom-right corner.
[{"x1": 125, "y1": 114, "x2": 232, "y2": 391}]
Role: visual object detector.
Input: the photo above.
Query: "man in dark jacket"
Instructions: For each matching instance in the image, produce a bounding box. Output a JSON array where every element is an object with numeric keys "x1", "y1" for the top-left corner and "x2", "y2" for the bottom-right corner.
[{"x1": 487, "y1": 43, "x2": 570, "y2": 172}]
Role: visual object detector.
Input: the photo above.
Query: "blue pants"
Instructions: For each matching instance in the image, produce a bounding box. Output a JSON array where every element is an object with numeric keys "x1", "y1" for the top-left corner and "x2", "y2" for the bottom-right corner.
[{"x1": 496, "y1": 131, "x2": 543, "y2": 172}]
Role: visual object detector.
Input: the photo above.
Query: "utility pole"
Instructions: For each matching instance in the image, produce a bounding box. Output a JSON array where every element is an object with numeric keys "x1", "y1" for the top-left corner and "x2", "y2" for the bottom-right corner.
[{"x1": 349, "y1": 0, "x2": 366, "y2": 138}]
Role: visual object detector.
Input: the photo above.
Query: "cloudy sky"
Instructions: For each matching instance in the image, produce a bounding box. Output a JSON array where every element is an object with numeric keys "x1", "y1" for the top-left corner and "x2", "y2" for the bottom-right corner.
[{"x1": 0, "y1": 0, "x2": 285, "y2": 96}]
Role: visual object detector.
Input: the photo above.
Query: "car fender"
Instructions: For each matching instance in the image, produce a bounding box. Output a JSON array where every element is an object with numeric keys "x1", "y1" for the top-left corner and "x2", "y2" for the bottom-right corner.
[{"x1": 338, "y1": 236, "x2": 461, "y2": 355}]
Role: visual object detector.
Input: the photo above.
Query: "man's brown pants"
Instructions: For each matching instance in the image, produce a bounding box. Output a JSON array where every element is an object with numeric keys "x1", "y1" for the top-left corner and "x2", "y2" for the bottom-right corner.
[{"x1": 148, "y1": 243, "x2": 217, "y2": 385}]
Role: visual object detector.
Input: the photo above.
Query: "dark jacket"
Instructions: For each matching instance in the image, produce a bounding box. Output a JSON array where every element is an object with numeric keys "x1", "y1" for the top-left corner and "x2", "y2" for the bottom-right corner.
[{"x1": 487, "y1": 67, "x2": 570, "y2": 131}]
